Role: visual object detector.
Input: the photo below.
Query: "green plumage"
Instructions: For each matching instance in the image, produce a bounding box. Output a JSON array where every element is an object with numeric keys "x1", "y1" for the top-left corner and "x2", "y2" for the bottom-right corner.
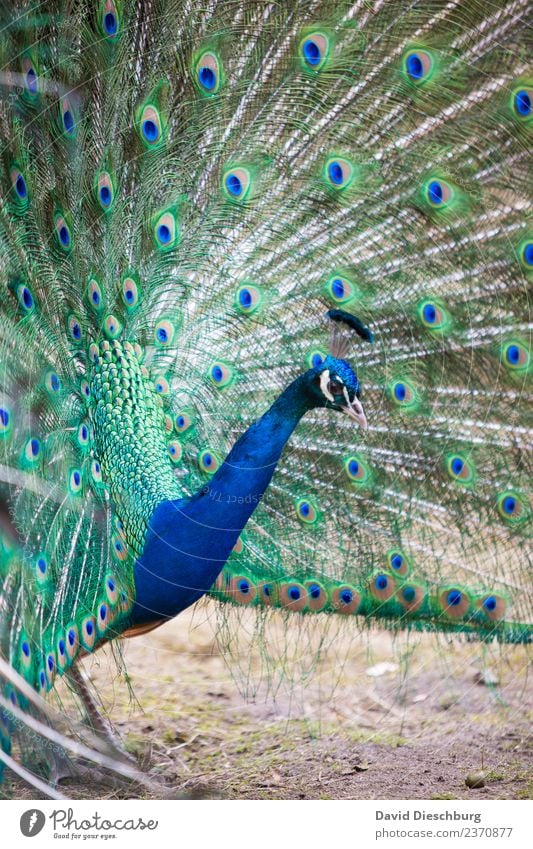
[{"x1": 0, "y1": 0, "x2": 531, "y2": 793}]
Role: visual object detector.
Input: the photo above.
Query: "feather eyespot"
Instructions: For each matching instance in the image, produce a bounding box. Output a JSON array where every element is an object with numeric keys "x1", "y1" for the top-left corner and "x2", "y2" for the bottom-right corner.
[
  {"x1": 175, "y1": 411, "x2": 193, "y2": 433},
  {"x1": 122, "y1": 275, "x2": 139, "y2": 308},
  {"x1": 223, "y1": 167, "x2": 251, "y2": 201},
  {"x1": 24, "y1": 437, "x2": 41, "y2": 463},
  {"x1": 418, "y1": 299, "x2": 449, "y2": 331},
  {"x1": 236, "y1": 284, "x2": 261, "y2": 314},
  {"x1": 279, "y1": 582, "x2": 307, "y2": 611},
  {"x1": 69, "y1": 468, "x2": 83, "y2": 495},
  {"x1": 101, "y1": 1, "x2": 120, "y2": 39},
  {"x1": 307, "y1": 349, "x2": 327, "y2": 370},
  {"x1": 65, "y1": 625, "x2": 79, "y2": 661},
  {"x1": 438, "y1": 587, "x2": 471, "y2": 619},
  {"x1": 344, "y1": 455, "x2": 371, "y2": 486},
  {"x1": 97, "y1": 602, "x2": 109, "y2": 635},
  {"x1": 54, "y1": 214, "x2": 72, "y2": 251},
  {"x1": 445, "y1": 453, "x2": 475, "y2": 485},
  {"x1": 104, "y1": 313, "x2": 122, "y2": 339},
  {"x1": 477, "y1": 593, "x2": 507, "y2": 622},
  {"x1": 403, "y1": 49, "x2": 434, "y2": 83},
  {"x1": 60, "y1": 96, "x2": 76, "y2": 137},
  {"x1": 296, "y1": 498, "x2": 318, "y2": 524},
  {"x1": 502, "y1": 341, "x2": 529, "y2": 371},
  {"x1": 154, "y1": 375, "x2": 170, "y2": 395},
  {"x1": 22, "y1": 56, "x2": 39, "y2": 96},
  {"x1": 10, "y1": 167, "x2": 29, "y2": 205},
  {"x1": 511, "y1": 86, "x2": 532, "y2": 120},
  {"x1": 87, "y1": 278, "x2": 103, "y2": 310},
  {"x1": 496, "y1": 490, "x2": 527, "y2": 524},
  {"x1": 209, "y1": 362, "x2": 233, "y2": 388},
  {"x1": 300, "y1": 32, "x2": 329, "y2": 70},
  {"x1": 81, "y1": 615, "x2": 97, "y2": 650},
  {"x1": 154, "y1": 318, "x2": 176, "y2": 346},
  {"x1": 105, "y1": 574, "x2": 118, "y2": 605},
  {"x1": 332, "y1": 585, "x2": 361, "y2": 615},
  {"x1": 390, "y1": 379, "x2": 417, "y2": 409},
  {"x1": 424, "y1": 178, "x2": 453, "y2": 208},
  {"x1": 387, "y1": 550, "x2": 409, "y2": 577},
  {"x1": 77, "y1": 421, "x2": 90, "y2": 448},
  {"x1": 167, "y1": 440, "x2": 182, "y2": 463},
  {"x1": 112, "y1": 534, "x2": 128, "y2": 561},
  {"x1": 20, "y1": 636, "x2": 32, "y2": 670},
  {"x1": 153, "y1": 211, "x2": 178, "y2": 250},
  {"x1": 369, "y1": 572, "x2": 396, "y2": 602},
  {"x1": 45, "y1": 371, "x2": 61, "y2": 394},
  {"x1": 35, "y1": 554, "x2": 48, "y2": 582},
  {"x1": 96, "y1": 172, "x2": 115, "y2": 211},
  {"x1": 0, "y1": 406, "x2": 11, "y2": 437},
  {"x1": 67, "y1": 314, "x2": 82, "y2": 344},
  {"x1": 227, "y1": 575, "x2": 257, "y2": 605},
  {"x1": 195, "y1": 51, "x2": 222, "y2": 94},
  {"x1": 397, "y1": 584, "x2": 425, "y2": 613},
  {"x1": 326, "y1": 275, "x2": 355, "y2": 304},
  {"x1": 91, "y1": 460, "x2": 102, "y2": 484},
  {"x1": 139, "y1": 104, "x2": 164, "y2": 147},
  {"x1": 324, "y1": 157, "x2": 354, "y2": 190},
  {"x1": 198, "y1": 449, "x2": 220, "y2": 474},
  {"x1": 15, "y1": 283, "x2": 35, "y2": 313},
  {"x1": 305, "y1": 581, "x2": 328, "y2": 611}
]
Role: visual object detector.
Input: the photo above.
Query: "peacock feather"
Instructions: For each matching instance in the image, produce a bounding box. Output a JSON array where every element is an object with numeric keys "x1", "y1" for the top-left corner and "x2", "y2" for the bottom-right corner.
[{"x1": 0, "y1": 0, "x2": 531, "y2": 793}]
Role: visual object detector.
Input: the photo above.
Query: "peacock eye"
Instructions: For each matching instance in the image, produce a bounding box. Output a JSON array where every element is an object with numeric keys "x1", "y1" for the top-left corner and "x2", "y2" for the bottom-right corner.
[{"x1": 327, "y1": 380, "x2": 344, "y2": 396}]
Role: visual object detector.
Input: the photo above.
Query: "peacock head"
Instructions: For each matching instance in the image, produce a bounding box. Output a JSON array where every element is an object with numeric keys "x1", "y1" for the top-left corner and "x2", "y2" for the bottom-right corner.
[
  {"x1": 307, "y1": 309, "x2": 373, "y2": 429},
  {"x1": 311, "y1": 354, "x2": 367, "y2": 428}
]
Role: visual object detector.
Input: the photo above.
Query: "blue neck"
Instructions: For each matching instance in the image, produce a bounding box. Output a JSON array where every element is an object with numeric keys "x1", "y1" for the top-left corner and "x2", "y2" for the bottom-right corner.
[{"x1": 130, "y1": 373, "x2": 314, "y2": 624}]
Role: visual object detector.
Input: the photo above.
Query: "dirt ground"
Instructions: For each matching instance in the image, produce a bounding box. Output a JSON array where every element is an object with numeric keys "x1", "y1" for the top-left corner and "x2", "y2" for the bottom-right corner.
[{"x1": 8, "y1": 603, "x2": 533, "y2": 800}]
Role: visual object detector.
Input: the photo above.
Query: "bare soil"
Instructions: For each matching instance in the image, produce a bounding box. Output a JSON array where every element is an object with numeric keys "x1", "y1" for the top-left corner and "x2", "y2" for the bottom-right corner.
[{"x1": 8, "y1": 604, "x2": 533, "y2": 800}]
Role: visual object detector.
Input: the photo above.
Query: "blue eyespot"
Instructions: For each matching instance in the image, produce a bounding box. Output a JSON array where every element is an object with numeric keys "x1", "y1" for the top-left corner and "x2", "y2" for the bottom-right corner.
[
  {"x1": 0, "y1": 408, "x2": 9, "y2": 428},
  {"x1": 394, "y1": 383, "x2": 406, "y2": 401},
  {"x1": 211, "y1": 365, "x2": 223, "y2": 382},
  {"x1": 63, "y1": 110, "x2": 74, "y2": 134},
  {"x1": 514, "y1": 89, "x2": 531, "y2": 116},
  {"x1": 58, "y1": 639, "x2": 65, "y2": 656},
  {"x1": 311, "y1": 353, "x2": 324, "y2": 368},
  {"x1": 328, "y1": 161, "x2": 344, "y2": 185},
  {"x1": 289, "y1": 586, "x2": 301, "y2": 601},
  {"x1": 331, "y1": 278, "x2": 345, "y2": 299},
  {"x1": 523, "y1": 243, "x2": 533, "y2": 266},
  {"x1": 157, "y1": 224, "x2": 171, "y2": 244},
  {"x1": 340, "y1": 589, "x2": 353, "y2": 605},
  {"x1": 402, "y1": 586, "x2": 416, "y2": 603},
  {"x1": 309, "y1": 583, "x2": 321, "y2": 599},
  {"x1": 299, "y1": 502, "x2": 310, "y2": 517},
  {"x1": 422, "y1": 303, "x2": 436, "y2": 323},
  {"x1": 142, "y1": 119, "x2": 158, "y2": 142},
  {"x1": 15, "y1": 174, "x2": 27, "y2": 199},
  {"x1": 348, "y1": 460, "x2": 359, "y2": 476},
  {"x1": 226, "y1": 173, "x2": 242, "y2": 196},
  {"x1": 198, "y1": 66, "x2": 216, "y2": 90},
  {"x1": 40, "y1": 671, "x2": 46, "y2": 688},
  {"x1": 427, "y1": 180, "x2": 443, "y2": 205},
  {"x1": 263, "y1": 584, "x2": 271, "y2": 597},
  {"x1": 451, "y1": 457, "x2": 464, "y2": 475},
  {"x1": 68, "y1": 629, "x2": 76, "y2": 646},
  {"x1": 86, "y1": 620, "x2": 94, "y2": 636},
  {"x1": 59, "y1": 225, "x2": 70, "y2": 247},
  {"x1": 30, "y1": 438, "x2": 40, "y2": 457},
  {"x1": 203, "y1": 453, "x2": 212, "y2": 467},
  {"x1": 406, "y1": 54, "x2": 423, "y2": 80},
  {"x1": 239, "y1": 288, "x2": 252, "y2": 307},
  {"x1": 502, "y1": 496, "x2": 516, "y2": 514},
  {"x1": 22, "y1": 641, "x2": 30, "y2": 657},
  {"x1": 37, "y1": 557, "x2": 47, "y2": 574},
  {"x1": 506, "y1": 345, "x2": 520, "y2": 365},
  {"x1": 99, "y1": 186, "x2": 111, "y2": 207},
  {"x1": 238, "y1": 580, "x2": 250, "y2": 594},
  {"x1": 51, "y1": 373, "x2": 60, "y2": 391},
  {"x1": 376, "y1": 575, "x2": 388, "y2": 591},
  {"x1": 483, "y1": 596, "x2": 497, "y2": 612},
  {"x1": 104, "y1": 12, "x2": 117, "y2": 35},
  {"x1": 391, "y1": 554, "x2": 403, "y2": 571},
  {"x1": 21, "y1": 286, "x2": 33, "y2": 309},
  {"x1": 157, "y1": 327, "x2": 168, "y2": 343},
  {"x1": 303, "y1": 39, "x2": 321, "y2": 66},
  {"x1": 73, "y1": 471, "x2": 81, "y2": 487},
  {"x1": 26, "y1": 66, "x2": 37, "y2": 93},
  {"x1": 47, "y1": 655, "x2": 54, "y2": 672},
  {"x1": 447, "y1": 589, "x2": 462, "y2": 606}
]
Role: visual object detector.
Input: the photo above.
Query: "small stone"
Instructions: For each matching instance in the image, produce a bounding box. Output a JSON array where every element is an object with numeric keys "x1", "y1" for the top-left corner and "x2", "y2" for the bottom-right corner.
[{"x1": 465, "y1": 772, "x2": 485, "y2": 789}]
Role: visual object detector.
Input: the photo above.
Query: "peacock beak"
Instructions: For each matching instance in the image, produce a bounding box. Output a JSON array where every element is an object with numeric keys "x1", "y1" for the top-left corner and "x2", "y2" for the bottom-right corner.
[{"x1": 341, "y1": 397, "x2": 367, "y2": 429}]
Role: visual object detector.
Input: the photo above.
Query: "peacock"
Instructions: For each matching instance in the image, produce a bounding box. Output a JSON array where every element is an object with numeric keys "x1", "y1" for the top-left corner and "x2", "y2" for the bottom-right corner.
[{"x1": 0, "y1": 0, "x2": 531, "y2": 796}]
